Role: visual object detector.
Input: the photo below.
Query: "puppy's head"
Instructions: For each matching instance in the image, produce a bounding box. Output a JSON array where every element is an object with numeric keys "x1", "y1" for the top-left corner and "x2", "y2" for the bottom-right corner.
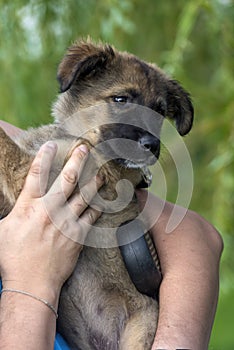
[{"x1": 53, "y1": 39, "x2": 193, "y2": 170}]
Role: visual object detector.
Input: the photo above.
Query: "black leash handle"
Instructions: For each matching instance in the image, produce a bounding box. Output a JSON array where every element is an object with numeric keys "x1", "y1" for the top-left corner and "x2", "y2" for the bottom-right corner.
[{"x1": 116, "y1": 219, "x2": 162, "y2": 299}]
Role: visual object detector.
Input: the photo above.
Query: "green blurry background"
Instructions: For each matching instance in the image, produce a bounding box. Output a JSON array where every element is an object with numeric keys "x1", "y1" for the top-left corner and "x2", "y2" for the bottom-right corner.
[{"x1": 0, "y1": 0, "x2": 233, "y2": 348}]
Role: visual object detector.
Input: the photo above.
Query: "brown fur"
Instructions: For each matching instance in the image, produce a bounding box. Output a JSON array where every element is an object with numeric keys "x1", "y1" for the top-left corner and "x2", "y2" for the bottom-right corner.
[{"x1": 0, "y1": 39, "x2": 193, "y2": 349}]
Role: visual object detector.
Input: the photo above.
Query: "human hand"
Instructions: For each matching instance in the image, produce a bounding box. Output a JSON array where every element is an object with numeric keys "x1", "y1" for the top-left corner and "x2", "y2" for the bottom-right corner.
[{"x1": 0, "y1": 141, "x2": 103, "y2": 299}]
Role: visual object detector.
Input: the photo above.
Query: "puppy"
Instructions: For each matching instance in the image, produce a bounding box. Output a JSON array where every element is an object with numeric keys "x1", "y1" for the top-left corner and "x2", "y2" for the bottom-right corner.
[{"x1": 0, "y1": 39, "x2": 193, "y2": 349}]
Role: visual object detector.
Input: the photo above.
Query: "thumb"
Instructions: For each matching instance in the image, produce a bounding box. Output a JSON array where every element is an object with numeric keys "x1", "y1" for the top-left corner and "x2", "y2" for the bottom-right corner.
[{"x1": 20, "y1": 142, "x2": 58, "y2": 199}]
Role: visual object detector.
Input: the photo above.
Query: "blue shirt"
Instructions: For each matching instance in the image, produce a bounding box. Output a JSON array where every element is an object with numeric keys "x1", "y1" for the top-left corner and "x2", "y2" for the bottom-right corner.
[{"x1": 0, "y1": 280, "x2": 71, "y2": 350}]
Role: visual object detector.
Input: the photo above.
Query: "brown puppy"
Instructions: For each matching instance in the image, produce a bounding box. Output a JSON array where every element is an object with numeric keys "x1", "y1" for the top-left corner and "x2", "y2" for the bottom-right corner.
[{"x1": 0, "y1": 39, "x2": 193, "y2": 349}]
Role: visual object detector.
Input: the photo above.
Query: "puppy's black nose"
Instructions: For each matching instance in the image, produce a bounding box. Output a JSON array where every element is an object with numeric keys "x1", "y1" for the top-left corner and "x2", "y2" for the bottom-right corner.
[{"x1": 138, "y1": 135, "x2": 160, "y2": 157}]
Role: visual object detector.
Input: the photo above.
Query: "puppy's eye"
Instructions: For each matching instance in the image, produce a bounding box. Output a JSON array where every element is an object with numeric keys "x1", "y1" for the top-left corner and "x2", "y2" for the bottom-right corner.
[{"x1": 112, "y1": 96, "x2": 128, "y2": 104}]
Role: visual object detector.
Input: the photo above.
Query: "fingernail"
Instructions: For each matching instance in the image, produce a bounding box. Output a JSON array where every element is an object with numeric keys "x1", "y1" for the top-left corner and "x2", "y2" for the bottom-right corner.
[
  {"x1": 43, "y1": 141, "x2": 57, "y2": 150},
  {"x1": 77, "y1": 144, "x2": 88, "y2": 154}
]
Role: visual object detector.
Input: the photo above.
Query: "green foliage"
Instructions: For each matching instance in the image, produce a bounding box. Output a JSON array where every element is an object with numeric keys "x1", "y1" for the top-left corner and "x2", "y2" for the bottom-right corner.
[{"x1": 0, "y1": 0, "x2": 233, "y2": 347}]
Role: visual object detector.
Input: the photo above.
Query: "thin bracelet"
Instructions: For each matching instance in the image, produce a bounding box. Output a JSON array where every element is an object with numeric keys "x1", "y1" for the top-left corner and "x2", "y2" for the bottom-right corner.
[{"x1": 1, "y1": 288, "x2": 58, "y2": 319}]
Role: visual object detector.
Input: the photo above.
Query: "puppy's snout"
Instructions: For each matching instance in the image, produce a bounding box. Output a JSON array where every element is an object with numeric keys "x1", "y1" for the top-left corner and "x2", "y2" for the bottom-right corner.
[{"x1": 138, "y1": 135, "x2": 160, "y2": 157}]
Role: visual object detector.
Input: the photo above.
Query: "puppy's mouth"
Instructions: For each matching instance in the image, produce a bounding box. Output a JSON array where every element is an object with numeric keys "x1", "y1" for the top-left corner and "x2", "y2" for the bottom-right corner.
[
  {"x1": 103, "y1": 139, "x2": 159, "y2": 169},
  {"x1": 114, "y1": 159, "x2": 153, "y2": 187},
  {"x1": 112, "y1": 157, "x2": 154, "y2": 186},
  {"x1": 114, "y1": 154, "x2": 157, "y2": 168}
]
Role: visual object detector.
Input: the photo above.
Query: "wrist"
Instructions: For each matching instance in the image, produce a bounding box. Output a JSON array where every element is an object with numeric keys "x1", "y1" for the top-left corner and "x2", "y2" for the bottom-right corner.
[
  {"x1": 1, "y1": 278, "x2": 61, "y2": 310},
  {"x1": 152, "y1": 274, "x2": 210, "y2": 350},
  {"x1": 0, "y1": 284, "x2": 57, "y2": 349},
  {"x1": 152, "y1": 308, "x2": 205, "y2": 350}
]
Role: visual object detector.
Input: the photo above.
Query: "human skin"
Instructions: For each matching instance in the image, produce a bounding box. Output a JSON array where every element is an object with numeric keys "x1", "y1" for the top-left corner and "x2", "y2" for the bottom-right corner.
[
  {"x1": 136, "y1": 190, "x2": 223, "y2": 350},
  {"x1": 0, "y1": 140, "x2": 103, "y2": 350},
  {"x1": 0, "y1": 121, "x2": 223, "y2": 349}
]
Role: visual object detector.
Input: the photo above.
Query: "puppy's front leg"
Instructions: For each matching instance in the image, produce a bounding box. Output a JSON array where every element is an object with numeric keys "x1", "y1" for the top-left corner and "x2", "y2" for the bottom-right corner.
[{"x1": 119, "y1": 303, "x2": 158, "y2": 350}]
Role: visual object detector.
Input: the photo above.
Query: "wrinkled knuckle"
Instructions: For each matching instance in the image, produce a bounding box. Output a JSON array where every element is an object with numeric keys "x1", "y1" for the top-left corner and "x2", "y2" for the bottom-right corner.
[
  {"x1": 75, "y1": 149, "x2": 87, "y2": 161},
  {"x1": 88, "y1": 209, "x2": 100, "y2": 223},
  {"x1": 40, "y1": 209, "x2": 52, "y2": 226},
  {"x1": 30, "y1": 161, "x2": 42, "y2": 177},
  {"x1": 62, "y1": 169, "x2": 78, "y2": 184}
]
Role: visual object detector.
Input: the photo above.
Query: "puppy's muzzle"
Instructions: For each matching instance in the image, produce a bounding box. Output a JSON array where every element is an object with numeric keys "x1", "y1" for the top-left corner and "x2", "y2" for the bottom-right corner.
[{"x1": 99, "y1": 124, "x2": 160, "y2": 168}]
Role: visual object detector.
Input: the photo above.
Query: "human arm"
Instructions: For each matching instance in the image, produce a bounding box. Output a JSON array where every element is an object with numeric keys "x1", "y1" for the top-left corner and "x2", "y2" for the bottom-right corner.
[
  {"x1": 0, "y1": 141, "x2": 102, "y2": 350},
  {"x1": 136, "y1": 190, "x2": 223, "y2": 350}
]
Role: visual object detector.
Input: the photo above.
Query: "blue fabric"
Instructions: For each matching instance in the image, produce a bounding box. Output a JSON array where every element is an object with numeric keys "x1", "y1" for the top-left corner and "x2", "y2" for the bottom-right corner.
[
  {"x1": 54, "y1": 333, "x2": 71, "y2": 350},
  {"x1": 0, "y1": 279, "x2": 70, "y2": 349}
]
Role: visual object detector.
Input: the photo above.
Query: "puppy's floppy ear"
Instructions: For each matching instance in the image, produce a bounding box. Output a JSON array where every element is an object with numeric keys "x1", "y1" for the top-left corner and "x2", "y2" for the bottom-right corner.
[
  {"x1": 166, "y1": 79, "x2": 194, "y2": 136},
  {"x1": 57, "y1": 39, "x2": 115, "y2": 93}
]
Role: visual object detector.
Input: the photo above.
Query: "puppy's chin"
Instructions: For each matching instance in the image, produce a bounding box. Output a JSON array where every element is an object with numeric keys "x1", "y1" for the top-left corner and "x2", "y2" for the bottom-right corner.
[
  {"x1": 115, "y1": 159, "x2": 144, "y2": 169},
  {"x1": 114, "y1": 156, "x2": 157, "y2": 169}
]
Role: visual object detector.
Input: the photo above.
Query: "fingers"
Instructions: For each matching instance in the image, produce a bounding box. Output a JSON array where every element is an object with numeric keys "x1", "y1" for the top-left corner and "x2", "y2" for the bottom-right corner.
[
  {"x1": 21, "y1": 142, "x2": 58, "y2": 199},
  {"x1": 19, "y1": 142, "x2": 104, "y2": 246},
  {"x1": 47, "y1": 144, "x2": 88, "y2": 202},
  {"x1": 52, "y1": 205, "x2": 102, "y2": 244},
  {"x1": 68, "y1": 174, "x2": 103, "y2": 217},
  {"x1": 40, "y1": 144, "x2": 103, "y2": 237},
  {"x1": 71, "y1": 207, "x2": 102, "y2": 244}
]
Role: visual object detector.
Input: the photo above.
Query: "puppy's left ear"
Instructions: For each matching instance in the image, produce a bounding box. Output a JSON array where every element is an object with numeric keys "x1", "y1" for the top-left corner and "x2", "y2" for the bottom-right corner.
[
  {"x1": 57, "y1": 40, "x2": 115, "y2": 93},
  {"x1": 166, "y1": 80, "x2": 194, "y2": 136}
]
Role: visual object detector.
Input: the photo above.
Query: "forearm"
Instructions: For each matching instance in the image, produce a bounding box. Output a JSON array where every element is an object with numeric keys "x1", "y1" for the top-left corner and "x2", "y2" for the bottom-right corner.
[
  {"x1": 0, "y1": 285, "x2": 59, "y2": 350},
  {"x1": 136, "y1": 190, "x2": 223, "y2": 350},
  {"x1": 151, "y1": 208, "x2": 222, "y2": 350},
  {"x1": 152, "y1": 260, "x2": 219, "y2": 350}
]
